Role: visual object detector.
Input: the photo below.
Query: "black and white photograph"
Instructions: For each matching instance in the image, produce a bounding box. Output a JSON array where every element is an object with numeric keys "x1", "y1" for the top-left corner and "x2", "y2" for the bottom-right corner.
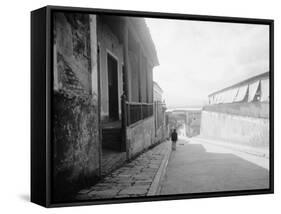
[
  {"x1": 2, "y1": 0, "x2": 281, "y2": 212},
  {"x1": 50, "y1": 10, "x2": 272, "y2": 204}
]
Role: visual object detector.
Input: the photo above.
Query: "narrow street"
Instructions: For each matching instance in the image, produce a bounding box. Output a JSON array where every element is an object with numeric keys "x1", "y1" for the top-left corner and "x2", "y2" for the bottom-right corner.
[
  {"x1": 159, "y1": 137, "x2": 269, "y2": 195},
  {"x1": 47, "y1": 12, "x2": 271, "y2": 202}
]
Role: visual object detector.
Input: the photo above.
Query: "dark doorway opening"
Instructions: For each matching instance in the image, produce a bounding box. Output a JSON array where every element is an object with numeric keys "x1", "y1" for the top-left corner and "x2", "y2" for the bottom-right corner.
[
  {"x1": 107, "y1": 53, "x2": 119, "y2": 121},
  {"x1": 101, "y1": 53, "x2": 126, "y2": 177}
]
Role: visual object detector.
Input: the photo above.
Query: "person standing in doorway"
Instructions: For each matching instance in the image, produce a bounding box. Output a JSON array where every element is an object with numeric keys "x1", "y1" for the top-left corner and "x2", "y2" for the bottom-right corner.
[{"x1": 171, "y1": 129, "x2": 178, "y2": 151}]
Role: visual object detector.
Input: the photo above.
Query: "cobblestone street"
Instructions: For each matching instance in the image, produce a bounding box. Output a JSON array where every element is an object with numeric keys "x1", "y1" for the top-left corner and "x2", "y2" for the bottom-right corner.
[{"x1": 77, "y1": 141, "x2": 171, "y2": 200}]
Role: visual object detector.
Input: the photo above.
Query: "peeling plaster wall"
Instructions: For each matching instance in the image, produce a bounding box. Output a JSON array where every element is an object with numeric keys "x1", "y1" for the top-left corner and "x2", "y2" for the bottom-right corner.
[
  {"x1": 200, "y1": 110, "x2": 269, "y2": 148},
  {"x1": 126, "y1": 117, "x2": 155, "y2": 158},
  {"x1": 52, "y1": 12, "x2": 99, "y2": 202}
]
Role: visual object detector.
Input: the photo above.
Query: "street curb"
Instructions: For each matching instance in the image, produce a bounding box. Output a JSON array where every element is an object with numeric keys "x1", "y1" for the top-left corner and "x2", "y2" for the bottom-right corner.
[{"x1": 147, "y1": 141, "x2": 172, "y2": 196}]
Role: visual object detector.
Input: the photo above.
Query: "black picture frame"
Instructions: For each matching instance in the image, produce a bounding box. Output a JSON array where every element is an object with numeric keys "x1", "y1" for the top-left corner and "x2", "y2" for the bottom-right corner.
[{"x1": 31, "y1": 5, "x2": 274, "y2": 208}]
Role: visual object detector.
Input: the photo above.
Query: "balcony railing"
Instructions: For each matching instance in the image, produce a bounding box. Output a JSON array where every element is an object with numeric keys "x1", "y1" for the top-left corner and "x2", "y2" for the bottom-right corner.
[{"x1": 125, "y1": 101, "x2": 153, "y2": 126}]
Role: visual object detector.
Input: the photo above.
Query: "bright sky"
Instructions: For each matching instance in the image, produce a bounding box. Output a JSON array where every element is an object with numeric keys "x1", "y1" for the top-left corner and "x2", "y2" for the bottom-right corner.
[{"x1": 145, "y1": 18, "x2": 269, "y2": 108}]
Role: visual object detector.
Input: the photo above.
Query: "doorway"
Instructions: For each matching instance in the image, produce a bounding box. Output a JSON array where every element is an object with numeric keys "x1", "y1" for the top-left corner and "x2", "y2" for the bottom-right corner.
[{"x1": 107, "y1": 53, "x2": 119, "y2": 121}]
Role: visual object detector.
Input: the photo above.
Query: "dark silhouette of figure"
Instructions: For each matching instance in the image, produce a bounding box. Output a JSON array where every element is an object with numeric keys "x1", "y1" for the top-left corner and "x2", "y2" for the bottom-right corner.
[{"x1": 171, "y1": 129, "x2": 178, "y2": 151}]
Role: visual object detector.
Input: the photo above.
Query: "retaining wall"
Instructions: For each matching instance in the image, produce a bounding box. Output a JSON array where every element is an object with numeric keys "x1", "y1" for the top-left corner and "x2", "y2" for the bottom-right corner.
[{"x1": 200, "y1": 110, "x2": 269, "y2": 148}]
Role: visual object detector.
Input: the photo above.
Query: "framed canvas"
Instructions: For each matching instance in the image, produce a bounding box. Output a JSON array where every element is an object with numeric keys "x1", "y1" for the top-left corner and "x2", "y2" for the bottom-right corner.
[{"x1": 31, "y1": 5, "x2": 274, "y2": 207}]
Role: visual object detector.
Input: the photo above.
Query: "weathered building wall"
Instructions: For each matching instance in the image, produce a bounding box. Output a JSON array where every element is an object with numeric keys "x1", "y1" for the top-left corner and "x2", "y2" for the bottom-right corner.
[
  {"x1": 129, "y1": 50, "x2": 140, "y2": 102},
  {"x1": 53, "y1": 12, "x2": 99, "y2": 202},
  {"x1": 127, "y1": 29, "x2": 154, "y2": 104},
  {"x1": 147, "y1": 66, "x2": 153, "y2": 103},
  {"x1": 200, "y1": 111, "x2": 269, "y2": 148},
  {"x1": 155, "y1": 124, "x2": 167, "y2": 143},
  {"x1": 52, "y1": 14, "x2": 159, "y2": 201},
  {"x1": 97, "y1": 19, "x2": 124, "y2": 121},
  {"x1": 153, "y1": 82, "x2": 167, "y2": 143},
  {"x1": 126, "y1": 117, "x2": 155, "y2": 158},
  {"x1": 154, "y1": 104, "x2": 167, "y2": 143},
  {"x1": 140, "y1": 55, "x2": 148, "y2": 102}
]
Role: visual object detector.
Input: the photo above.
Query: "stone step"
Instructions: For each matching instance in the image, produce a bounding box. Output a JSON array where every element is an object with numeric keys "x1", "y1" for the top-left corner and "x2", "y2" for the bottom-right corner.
[{"x1": 102, "y1": 128, "x2": 122, "y2": 151}]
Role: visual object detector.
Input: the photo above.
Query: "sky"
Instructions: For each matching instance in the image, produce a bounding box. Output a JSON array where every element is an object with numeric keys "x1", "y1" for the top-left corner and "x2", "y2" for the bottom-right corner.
[{"x1": 145, "y1": 18, "x2": 269, "y2": 108}]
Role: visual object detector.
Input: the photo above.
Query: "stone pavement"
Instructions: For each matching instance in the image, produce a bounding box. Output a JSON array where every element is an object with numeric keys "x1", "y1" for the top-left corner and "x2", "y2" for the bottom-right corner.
[{"x1": 76, "y1": 140, "x2": 171, "y2": 200}]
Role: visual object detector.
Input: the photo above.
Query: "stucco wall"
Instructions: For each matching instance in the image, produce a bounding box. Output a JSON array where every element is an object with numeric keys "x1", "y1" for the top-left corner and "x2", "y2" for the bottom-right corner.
[
  {"x1": 52, "y1": 92, "x2": 99, "y2": 201},
  {"x1": 126, "y1": 117, "x2": 155, "y2": 158},
  {"x1": 53, "y1": 12, "x2": 99, "y2": 202},
  {"x1": 200, "y1": 110, "x2": 269, "y2": 148}
]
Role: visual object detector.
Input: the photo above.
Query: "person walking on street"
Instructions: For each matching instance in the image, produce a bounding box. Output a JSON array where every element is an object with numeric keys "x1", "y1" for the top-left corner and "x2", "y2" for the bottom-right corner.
[{"x1": 171, "y1": 129, "x2": 178, "y2": 151}]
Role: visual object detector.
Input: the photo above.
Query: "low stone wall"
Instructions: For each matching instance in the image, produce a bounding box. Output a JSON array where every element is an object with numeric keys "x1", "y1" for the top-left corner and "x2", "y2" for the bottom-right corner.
[
  {"x1": 126, "y1": 117, "x2": 155, "y2": 158},
  {"x1": 203, "y1": 102, "x2": 269, "y2": 119},
  {"x1": 200, "y1": 110, "x2": 269, "y2": 148}
]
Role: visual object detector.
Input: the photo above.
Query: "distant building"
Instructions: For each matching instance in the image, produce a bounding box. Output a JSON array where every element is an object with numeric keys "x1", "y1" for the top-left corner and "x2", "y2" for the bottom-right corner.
[
  {"x1": 208, "y1": 72, "x2": 269, "y2": 106},
  {"x1": 201, "y1": 72, "x2": 270, "y2": 149},
  {"x1": 166, "y1": 107, "x2": 202, "y2": 137}
]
